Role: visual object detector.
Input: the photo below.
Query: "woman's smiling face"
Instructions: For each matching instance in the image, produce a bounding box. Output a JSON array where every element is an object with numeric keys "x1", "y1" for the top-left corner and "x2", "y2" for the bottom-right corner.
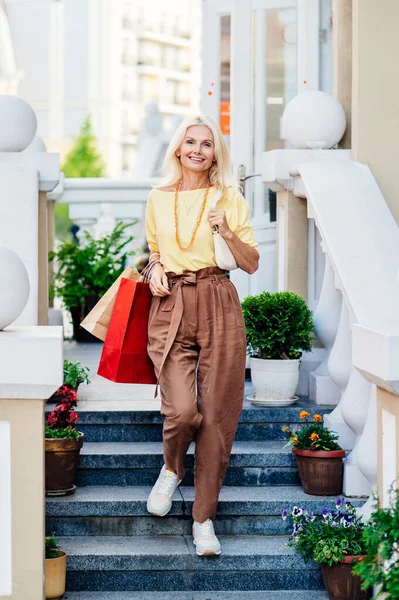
[{"x1": 177, "y1": 125, "x2": 216, "y2": 174}]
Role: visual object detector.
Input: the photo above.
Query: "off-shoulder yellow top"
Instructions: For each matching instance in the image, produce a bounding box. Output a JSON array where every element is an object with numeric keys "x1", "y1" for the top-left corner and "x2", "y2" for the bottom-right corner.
[{"x1": 145, "y1": 186, "x2": 259, "y2": 274}]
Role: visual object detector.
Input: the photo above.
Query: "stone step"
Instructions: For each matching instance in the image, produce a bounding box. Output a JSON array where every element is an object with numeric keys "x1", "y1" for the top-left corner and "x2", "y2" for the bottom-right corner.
[
  {"x1": 60, "y1": 535, "x2": 324, "y2": 592},
  {"x1": 50, "y1": 399, "x2": 332, "y2": 443},
  {"x1": 46, "y1": 485, "x2": 362, "y2": 537},
  {"x1": 76, "y1": 441, "x2": 300, "y2": 487},
  {"x1": 63, "y1": 591, "x2": 329, "y2": 599}
]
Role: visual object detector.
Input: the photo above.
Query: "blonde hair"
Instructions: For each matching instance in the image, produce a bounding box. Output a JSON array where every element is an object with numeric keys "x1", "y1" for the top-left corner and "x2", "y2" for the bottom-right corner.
[{"x1": 159, "y1": 115, "x2": 237, "y2": 202}]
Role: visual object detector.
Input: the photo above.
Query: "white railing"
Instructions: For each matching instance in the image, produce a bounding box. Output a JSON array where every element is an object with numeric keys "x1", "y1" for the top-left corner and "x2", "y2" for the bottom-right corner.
[
  {"x1": 263, "y1": 150, "x2": 399, "y2": 516},
  {"x1": 48, "y1": 175, "x2": 156, "y2": 251}
]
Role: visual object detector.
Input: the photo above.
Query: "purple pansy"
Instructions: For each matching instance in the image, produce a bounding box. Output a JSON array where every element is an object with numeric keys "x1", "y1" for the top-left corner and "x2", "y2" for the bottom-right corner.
[{"x1": 292, "y1": 506, "x2": 303, "y2": 517}]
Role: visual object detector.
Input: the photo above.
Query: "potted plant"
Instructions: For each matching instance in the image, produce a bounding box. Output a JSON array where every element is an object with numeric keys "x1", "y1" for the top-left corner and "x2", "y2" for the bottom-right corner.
[
  {"x1": 241, "y1": 291, "x2": 313, "y2": 406},
  {"x1": 282, "y1": 498, "x2": 372, "y2": 600},
  {"x1": 353, "y1": 488, "x2": 399, "y2": 599},
  {"x1": 45, "y1": 386, "x2": 84, "y2": 496},
  {"x1": 48, "y1": 360, "x2": 90, "y2": 403},
  {"x1": 63, "y1": 359, "x2": 90, "y2": 390},
  {"x1": 49, "y1": 221, "x2": 135, "y2": 342},
  {"x1": 283, "y1": 411, "x2": 345, "y2": 495},
  {"x1": 45, "y1": 533, "x2": 66, "y2": 600}
]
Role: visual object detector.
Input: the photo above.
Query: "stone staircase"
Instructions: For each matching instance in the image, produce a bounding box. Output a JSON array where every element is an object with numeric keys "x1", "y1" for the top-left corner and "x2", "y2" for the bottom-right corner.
[{"x1": 45, "y1": 391, "x2": 340, "y2": 598}]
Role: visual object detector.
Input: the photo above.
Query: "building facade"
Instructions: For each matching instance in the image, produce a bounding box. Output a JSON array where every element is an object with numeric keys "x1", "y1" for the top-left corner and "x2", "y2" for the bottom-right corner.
[
  {"x1": 4, "y1": 0, "x2": 201, "y2": 176},
  {"x1": 0, "y1": 3, "x2": 19, "y2": 94}
]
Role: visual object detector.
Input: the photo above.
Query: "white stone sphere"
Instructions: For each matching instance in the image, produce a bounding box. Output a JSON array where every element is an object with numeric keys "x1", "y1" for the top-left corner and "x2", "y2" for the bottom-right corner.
[
  {"x1": 0, "y1": 245, "x2": 30, "y2": 330},
  {"x1": 0, "y1": 95, "x2": 37, "y2": 152},
  {"x1": 282, "y1": 91, "x2": 346, "y2": 149},
  {"x1": 23, "y1": 135, "x2": 47, "y2": 152}
]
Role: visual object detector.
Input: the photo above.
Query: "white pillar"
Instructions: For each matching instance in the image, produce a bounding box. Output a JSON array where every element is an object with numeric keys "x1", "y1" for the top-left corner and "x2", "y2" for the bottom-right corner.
[
  {"x1": 309, "y1": 253, "x2": 341, "y2": 404},
  {"x1": 0, "y1": 326, "x2": 63, "y2": 599},
  {"x1": 324, "y1": 300, "x2": 356, "y2": 450}
]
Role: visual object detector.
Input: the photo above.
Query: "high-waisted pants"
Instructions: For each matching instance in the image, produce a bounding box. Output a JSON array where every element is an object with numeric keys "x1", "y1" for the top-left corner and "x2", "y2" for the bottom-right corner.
[{"x1": 147, "y1": 266, "x2": 246, "y2": 523}]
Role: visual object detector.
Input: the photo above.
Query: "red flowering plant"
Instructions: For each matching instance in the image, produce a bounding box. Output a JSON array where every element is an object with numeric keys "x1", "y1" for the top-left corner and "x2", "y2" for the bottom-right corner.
[
  {"x1": 282, "y1": 411, "x2": 342, "y2": 451},
  {"x1": 45, "y1": 385, "x2": 80, "y2": 441}
]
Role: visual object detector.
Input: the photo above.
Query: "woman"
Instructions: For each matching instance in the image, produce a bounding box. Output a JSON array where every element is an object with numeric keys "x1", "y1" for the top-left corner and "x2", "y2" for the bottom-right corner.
[{"x1": 145, "y1": 115, "x2": 259, "y2": 557}]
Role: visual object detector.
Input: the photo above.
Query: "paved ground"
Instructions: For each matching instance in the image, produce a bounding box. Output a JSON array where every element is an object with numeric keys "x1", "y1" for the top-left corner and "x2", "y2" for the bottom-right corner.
[
  {"x1": 63, "y1": 341, "x2": 257, "y2": 413},
  {"x1": 62, "y1": 341, "x2": 326, "y2": 414},
  {"x1": 63, "y1": 341, "x2": 161, "y2": 412}
]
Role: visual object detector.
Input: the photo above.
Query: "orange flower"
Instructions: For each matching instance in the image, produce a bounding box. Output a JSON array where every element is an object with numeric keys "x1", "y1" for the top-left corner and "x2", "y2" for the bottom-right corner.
[
  {"x1": 310, "y1": 433, "x2": 319, "y2": 442},
  {"x1": 299, "y1": 411, "x2": 310, "y2": 420},
  {"x1": 313, "y1": 414, "x2": 322, "y2": 423},
  {"x1": 293, "y1": 437, "x2": 299, "y2": 444},
  {"x1": 283, "y1": 426, "x2": 290, "y2": 433}
]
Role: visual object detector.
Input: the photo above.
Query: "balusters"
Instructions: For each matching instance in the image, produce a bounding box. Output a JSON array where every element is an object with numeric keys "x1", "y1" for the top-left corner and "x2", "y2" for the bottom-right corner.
[
  {"x1": 310, "y1": 253, "x2": 341, "y2": 404},
  {"x1": 341, "y1": 365, "x2": 372, "y2": 496},
  {"x1": 324, "y1": 300, "x2": 356, "y2": 450},
  {"x1": 356, "y1": 385, "x2": 378, "y2": 518}
]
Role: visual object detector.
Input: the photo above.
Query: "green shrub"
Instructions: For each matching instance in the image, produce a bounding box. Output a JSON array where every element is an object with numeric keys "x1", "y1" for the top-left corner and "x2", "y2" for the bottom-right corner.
[
  {"x1": 353, "y1": 488, "x2": 399, "y2": 599},
  {"x1": 241, "y1": 291, "x2": 314, "y2": 359},
  {"x1": 49, "y1": 221, "x2": 135, "y2": 314}
]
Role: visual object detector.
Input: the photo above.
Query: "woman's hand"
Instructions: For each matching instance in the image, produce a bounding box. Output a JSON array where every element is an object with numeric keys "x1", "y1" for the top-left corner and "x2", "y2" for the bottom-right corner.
[
  {"x1": 208, "y1": 209, "x2": 233, "y2": 239},
  {"x1": 149, "y1": 263, "x2": 170, "y2": 297}
]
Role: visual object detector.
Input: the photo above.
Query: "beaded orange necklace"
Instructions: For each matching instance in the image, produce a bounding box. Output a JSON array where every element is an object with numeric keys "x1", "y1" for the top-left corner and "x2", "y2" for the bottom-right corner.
[{"x1": 174, "y1": 181, "x2": 211, "y2": 251}]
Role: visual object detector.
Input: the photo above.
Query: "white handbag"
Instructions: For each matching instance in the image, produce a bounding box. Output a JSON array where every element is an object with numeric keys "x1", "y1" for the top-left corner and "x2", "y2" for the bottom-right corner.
[{"x1": 211, "y1": 190, "x2": 238, "y2": 271}]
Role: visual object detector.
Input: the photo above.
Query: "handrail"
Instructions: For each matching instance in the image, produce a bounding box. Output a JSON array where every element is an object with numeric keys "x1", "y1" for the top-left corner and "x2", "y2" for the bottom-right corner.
[{"x1": 298, "y1": 159, "x2": 399, "y2": 335}]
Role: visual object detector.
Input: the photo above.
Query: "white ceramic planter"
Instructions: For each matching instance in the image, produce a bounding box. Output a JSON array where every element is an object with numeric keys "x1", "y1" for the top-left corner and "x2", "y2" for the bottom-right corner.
[{"x1": 249, "y1": 357, "x2": 301, "y2": 406}]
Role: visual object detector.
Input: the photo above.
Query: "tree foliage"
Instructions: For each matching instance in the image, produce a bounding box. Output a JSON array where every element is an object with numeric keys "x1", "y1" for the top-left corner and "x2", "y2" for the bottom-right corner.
[{"x1": 61, "y1": 115, "x2": 106, "y2": 178}]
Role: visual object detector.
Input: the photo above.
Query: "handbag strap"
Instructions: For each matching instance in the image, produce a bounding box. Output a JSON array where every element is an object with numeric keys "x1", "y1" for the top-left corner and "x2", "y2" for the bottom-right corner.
[
  {"x1": 140, "y1": 259, "x2": 160, "y2": 283},
  {"x1": 210, "y1": 188, "x2": 222, "y2": 210}
]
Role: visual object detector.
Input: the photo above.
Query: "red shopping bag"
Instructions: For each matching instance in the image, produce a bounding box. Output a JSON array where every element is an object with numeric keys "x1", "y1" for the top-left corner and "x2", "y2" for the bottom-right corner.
[{"x1": 97, "y1": 277, "x2": 157, "y2": 384}]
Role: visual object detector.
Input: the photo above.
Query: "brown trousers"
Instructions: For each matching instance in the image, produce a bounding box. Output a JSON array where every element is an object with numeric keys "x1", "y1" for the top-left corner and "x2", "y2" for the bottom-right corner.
[{"x1": 147, "y1": 266, "x2": 246, "y2": 522}]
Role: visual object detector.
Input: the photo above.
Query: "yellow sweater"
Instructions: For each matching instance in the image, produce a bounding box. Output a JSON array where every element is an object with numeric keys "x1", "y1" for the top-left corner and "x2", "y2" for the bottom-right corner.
[{"x1": 145, "y1": 186, "x2": 259, "y2": 274}]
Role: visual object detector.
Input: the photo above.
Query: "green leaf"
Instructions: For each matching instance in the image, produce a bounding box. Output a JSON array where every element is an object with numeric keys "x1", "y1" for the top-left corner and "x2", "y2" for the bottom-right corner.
[
  {"x1": 49, "y1": 221, "x2": 137, "y2": 312},
  {"x1": 45, "y1": 425, "x2": 80, "y2": 441}
]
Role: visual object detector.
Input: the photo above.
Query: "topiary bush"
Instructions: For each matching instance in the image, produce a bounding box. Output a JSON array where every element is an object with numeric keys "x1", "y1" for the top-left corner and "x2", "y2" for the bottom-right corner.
[{"x1": 241, "y1": 291, "x2": 314, "y2": 360}]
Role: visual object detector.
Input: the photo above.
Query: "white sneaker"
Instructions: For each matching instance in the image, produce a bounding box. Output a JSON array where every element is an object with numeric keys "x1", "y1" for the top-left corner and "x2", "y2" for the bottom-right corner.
[
  {"x1": 147, "y1": 465, "x2": 181, "y2": 517},
  {"x1": 192, "y1": 519, "x2": 221, "y2": 556}
]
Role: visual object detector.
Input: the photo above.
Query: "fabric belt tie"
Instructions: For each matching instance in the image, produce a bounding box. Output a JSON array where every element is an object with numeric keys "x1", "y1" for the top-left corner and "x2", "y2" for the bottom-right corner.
[{"x1": 154, "y1": 272, "x2": 197, "y2": 398}]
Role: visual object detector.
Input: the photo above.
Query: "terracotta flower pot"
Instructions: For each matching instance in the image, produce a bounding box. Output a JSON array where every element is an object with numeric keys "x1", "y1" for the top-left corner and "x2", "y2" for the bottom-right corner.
[
  {"x1": 321, "y1": 556, "x2": 372, "y2": 600},
  {"x1": 45, "y1": 550, "x2": 67, "y2": 599},
  {"x1": 293, "y1": 448, "x2": 345, "y2": 495},
  {"x1": 45, "y1": 432, "x2": 84, "y2": 496}
]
